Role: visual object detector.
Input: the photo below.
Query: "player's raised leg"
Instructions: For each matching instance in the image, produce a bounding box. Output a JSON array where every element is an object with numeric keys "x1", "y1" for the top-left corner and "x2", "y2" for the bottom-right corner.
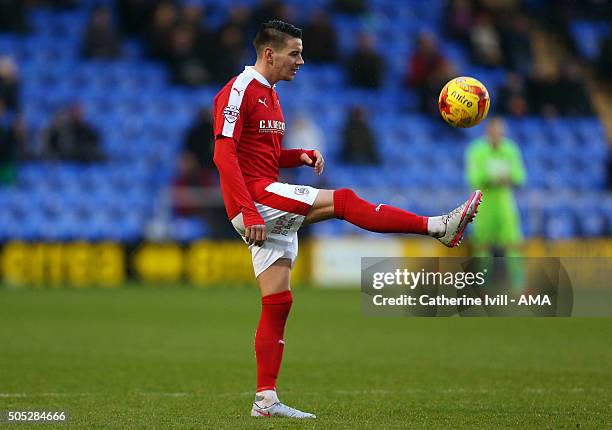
[
  {"x1": 305, "y1": 188, "x2": 482, "y2": 247},
  {"x1": 251, "y1": 259, "x2": 316, "y2": 419}
]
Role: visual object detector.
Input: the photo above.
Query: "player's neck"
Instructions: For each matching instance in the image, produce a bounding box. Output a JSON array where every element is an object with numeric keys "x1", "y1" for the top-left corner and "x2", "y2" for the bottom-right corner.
[{"x1": 253, "y1": 62, "x2": 278, "y2": 86}]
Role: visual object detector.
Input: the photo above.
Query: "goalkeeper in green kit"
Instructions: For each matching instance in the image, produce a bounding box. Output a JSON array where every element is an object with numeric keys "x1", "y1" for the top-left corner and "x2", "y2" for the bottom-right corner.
[{"x1": 466, "y1": 117, "x2": 526, "y2": 290}]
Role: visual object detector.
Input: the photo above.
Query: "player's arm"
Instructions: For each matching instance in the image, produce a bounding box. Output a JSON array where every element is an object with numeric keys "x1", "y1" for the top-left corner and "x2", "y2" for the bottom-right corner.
[
  {"x1": 213, "y1": 136, "x2": 266, "y2": 246},
  {"x1": 279, "y1": 149, "x2": 325, "y2": 175}
]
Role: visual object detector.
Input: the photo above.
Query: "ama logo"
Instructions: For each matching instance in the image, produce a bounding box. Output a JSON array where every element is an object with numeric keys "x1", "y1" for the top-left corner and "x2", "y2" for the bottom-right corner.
[{"x1": 518, "y1": 295, "x2": 552, "y2": 306}]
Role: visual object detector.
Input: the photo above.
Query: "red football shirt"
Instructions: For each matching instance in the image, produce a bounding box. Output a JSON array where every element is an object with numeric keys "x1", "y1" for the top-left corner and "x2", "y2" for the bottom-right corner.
[{"x1": 213, "y1": 66, "x2": 313, "y2": 226}]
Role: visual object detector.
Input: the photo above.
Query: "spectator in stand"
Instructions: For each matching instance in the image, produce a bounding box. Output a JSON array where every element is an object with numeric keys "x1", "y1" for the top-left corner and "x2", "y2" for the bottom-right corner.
[
  {"x1": 0, "y1": 56, "x2": 20, "y2": 113},
  {"x1": 406, "y1": 32, "x2": 450, "y2": 112},
  {"x1": 283, "y1": 112, "x2": 326, "y2": 185},
  {"x1": 470, "y1": 13, "x2": 504, "y2": 67},
  {"x1": 167, "y1": 25, "x2": 209, "y2": 86},
  {"x1": 608, "y1": 148, "x2": 612, "y2": 191},
  {"x1": 527, "y1": 62, "x2": 593, "y2": 117},
  {"x1": 422, "y1": 60, "x2": 456, "y2": 117},
  {"x1": 219, "y1": 5, "x2": 252, "y2": 46},
  {"x1": 444, "y1": 0, "x2": 473, "y2": 42},
  {"x1": 183, "y1": 107, "x2": 215, "y2": 173},
  {"x1": 42, "y1": 103, "x2": 104, "y2": 163},
  {"x1": 556, "y1": 62, "x2": 593, "y2": 116},
  {"x1": 0, "y1": 100, "x2": 25, "y2": 185},
  {"x1": 177, "y1": 3, "x2": 216, "y2": 71},
  {"x1": 179, "y1": 2, "x2": 203, "y2": 29},
  {"x1": 346, "y1": 33, "x2": 384, "y2": 89},
  {"x1": 118, "y1": 0, "x2": 152, "y2": 36},
  {"x1": 33, "y1": 0, "x2": 76, "y2": 8},
  {"x1": 302, "y1": 10, "x2": 338, "y2": 63},
  {"x1": 339, "y1": 107, "x2": 379, "y2": 165},
  {"x1": 405, "y1": 33, "x2": 456, "y2": 116},
  {"x1": 531, "y1": 0, "x2": 611, "y2": 50},
  {"x1": 177, "y1": 107, "x2": 237, "y2": 237},
  {"x1": 81, "y1": 5, "x2": 122, "y2": 59},
  {"x1": 332, "y1": 0, "x2": 368, "y2": 15},
  {"x1": 146, "y1": 1, "x2": 178, "y2": 61},
  {"x1": 499, "y1": 14, "x2": 532, "y2": 73},
  {"x1": 496, "y1": 72, "x2": 529, "y2": 117},
  {"x1": 285, "y1": 112, "x2": 325, "y2": 155},
  {"x1": 171, "y1": 151, "x2": 231, "y2": 237},
  {"x1": 0, "y1": 0, "x2": 27, "y2": 33},
  {"x1": 527, "y1": 64, "x2": 560, "y2": 116},
  {"x1": 252, "y1": 0, "x2": 284, "y2": 28},
  {"x1": 209, "y1": 25, "x2": 245, "y2": 84},
  {"x1": 172, "y1": 151, "x2": 215, "y2": 218},
  {"x1": 597, "y1": 35, "x2": 612, "y2": 81}
]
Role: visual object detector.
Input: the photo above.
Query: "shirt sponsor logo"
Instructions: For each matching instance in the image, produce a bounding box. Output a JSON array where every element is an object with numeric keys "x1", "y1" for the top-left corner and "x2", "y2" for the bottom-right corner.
[
  {"x1": 259, "y1": 119, "x2": 285, "y2": 134},
  {"x1": 294, "y1": 187, "x2": 309, "y2": 195},
  {"x1": 223, "y1": 105, "x2": 240, "y2": 123}
]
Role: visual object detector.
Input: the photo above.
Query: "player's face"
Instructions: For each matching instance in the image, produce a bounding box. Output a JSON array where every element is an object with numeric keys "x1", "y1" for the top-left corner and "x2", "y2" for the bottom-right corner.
[
  {"x1": 274, "y1": 38, "x2": 304, "y2": 81},
  {"x1": 487, "y1": 119, "x2": 505, "y2": 145}
]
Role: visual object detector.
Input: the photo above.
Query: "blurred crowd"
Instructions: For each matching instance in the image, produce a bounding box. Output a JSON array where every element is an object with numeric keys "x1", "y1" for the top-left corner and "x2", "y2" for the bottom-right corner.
[
  {"x1": 0, "y1": 56, "x2": 24, "y2": 185},
  {"x1": 0, "y1": 0, "x2": 610, "y2": 233},
  {"x1": 0, "y1": 0, "x2": 607, "y2": 102},
  {"x1": 531, "y1": 0, "x2": 612, "y2": 81}
]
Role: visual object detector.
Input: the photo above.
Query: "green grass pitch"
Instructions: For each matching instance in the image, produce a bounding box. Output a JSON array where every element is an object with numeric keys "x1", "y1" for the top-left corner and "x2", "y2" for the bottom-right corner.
[{"x1": 0, "y1": 286, "x2": 611, "y2": 429}]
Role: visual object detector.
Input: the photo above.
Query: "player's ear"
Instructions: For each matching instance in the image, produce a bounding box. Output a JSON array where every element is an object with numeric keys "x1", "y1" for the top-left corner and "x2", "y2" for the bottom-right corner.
[{"x1": 264, "y1": 47, "x2": 274, "y2": 64}]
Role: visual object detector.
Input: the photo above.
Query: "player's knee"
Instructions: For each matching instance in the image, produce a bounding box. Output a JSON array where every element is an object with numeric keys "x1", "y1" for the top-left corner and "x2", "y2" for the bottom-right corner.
[{"x1": 333, "y1": 188, "x2": 357, "y2": 220}]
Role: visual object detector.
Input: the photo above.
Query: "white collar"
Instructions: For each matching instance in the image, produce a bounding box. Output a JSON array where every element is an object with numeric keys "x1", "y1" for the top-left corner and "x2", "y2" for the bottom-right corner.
[{"x1": 244, "y1": 66, "x2": 275, "y2": 88}]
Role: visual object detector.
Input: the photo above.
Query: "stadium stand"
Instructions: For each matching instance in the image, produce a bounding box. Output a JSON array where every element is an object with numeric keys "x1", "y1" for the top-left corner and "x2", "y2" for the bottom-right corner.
[{"x1": 0, "y1": 0, "x2": 609, "y2": 242}]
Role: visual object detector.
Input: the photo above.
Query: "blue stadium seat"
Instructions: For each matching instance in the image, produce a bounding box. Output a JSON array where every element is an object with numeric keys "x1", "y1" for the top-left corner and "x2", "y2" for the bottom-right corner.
[
  {"x1": 169, "y1": 217, "x2": 209, "y2": 242},
  {"x1": 543, "y1": 208, "x2": 576, "y2": 239},
  {"x1": 570, "y1": 20, "x2": 611, "y2": 61}
]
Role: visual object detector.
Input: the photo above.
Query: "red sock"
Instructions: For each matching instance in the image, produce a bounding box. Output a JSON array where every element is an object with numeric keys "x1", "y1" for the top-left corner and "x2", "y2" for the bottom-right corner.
[
  {"x1": 333, "y1": 188, "x2": 428, "y2": 234},
  {"x1": 255, "y1": 290, "x2": 293, "y2": 392}
]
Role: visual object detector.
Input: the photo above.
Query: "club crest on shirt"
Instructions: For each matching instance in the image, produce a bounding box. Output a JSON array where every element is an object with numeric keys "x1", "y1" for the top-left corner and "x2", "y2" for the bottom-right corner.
[
  {"x1": 223, "y1": 105, "x2": 240, "y2": 123},
  {"x1": 294, "y1": 186, "x2": 309, "y2": 195}
]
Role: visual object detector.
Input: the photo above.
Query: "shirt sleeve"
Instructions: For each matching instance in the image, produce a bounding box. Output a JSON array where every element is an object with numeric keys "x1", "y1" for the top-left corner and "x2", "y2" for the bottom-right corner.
[
  {"x1": 213, "y1": 81, "x2": 249, "y2": 142},
  {"x1": 278, "y1": 149, "x2": 316, "y2": 168},
  {"x1": 213, "y1": 136, "x2": 264, "y2": 228}
]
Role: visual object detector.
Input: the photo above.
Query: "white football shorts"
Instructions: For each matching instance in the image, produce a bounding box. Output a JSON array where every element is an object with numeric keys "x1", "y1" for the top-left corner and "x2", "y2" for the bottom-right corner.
[{"x1": 231, "y1": 182, "x2": 320, "y2": 278}]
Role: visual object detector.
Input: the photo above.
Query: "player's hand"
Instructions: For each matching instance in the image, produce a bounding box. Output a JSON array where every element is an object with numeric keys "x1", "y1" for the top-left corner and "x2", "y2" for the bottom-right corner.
[
  {"x1": 245, "y1": 224, "x2": 267, "y2": 246},
  {"x1": 300, "y1": 150, "x2": 325, "y2": 175}
]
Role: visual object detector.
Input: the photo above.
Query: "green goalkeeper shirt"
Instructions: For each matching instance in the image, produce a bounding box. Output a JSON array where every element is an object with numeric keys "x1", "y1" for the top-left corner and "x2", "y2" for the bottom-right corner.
[{"x1": 465, "y1": 137, "x2": 527, "y2": 245}]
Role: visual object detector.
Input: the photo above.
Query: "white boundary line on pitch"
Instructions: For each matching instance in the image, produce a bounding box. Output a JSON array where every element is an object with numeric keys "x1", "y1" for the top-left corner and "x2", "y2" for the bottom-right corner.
[
  {"x1": 138, "y1": 392, "x2": 253, "y2": 397},
  {"x1": 0, "y1": 393, "x2": 94, "y2": 398},
  {"x1": 0, "y1": 392, "x2": 254, "y2": 398},
  {"x1": 0, "y1": 387, "x2": 603, "y2": 399}
]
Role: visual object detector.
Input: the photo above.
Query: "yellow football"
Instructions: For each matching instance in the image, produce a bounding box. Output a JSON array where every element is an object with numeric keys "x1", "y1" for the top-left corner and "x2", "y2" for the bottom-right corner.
[{"x1": 438, "y1": 76, "x2": 490, "y2": 128}]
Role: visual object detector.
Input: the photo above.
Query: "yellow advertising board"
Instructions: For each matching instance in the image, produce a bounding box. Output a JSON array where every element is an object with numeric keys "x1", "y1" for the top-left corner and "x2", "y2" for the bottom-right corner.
[{"x1": 1, "y1": 238, "x2": 610, "y2": 287}]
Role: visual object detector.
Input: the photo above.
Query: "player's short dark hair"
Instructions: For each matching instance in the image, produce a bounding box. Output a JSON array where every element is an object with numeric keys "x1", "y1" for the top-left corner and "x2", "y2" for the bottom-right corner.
[{"x1": 253, "y1": 20, "x2": 302, "y2": 55}]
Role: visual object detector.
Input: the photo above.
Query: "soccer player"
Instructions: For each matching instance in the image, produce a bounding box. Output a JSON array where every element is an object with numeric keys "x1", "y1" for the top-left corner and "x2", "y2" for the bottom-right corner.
[
  {"x1": 466, "y1": 117, "x2": 526, "y2": 290},
  {"x1": 213, "y1": 20, "x2": 482, "y2": 419}
]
